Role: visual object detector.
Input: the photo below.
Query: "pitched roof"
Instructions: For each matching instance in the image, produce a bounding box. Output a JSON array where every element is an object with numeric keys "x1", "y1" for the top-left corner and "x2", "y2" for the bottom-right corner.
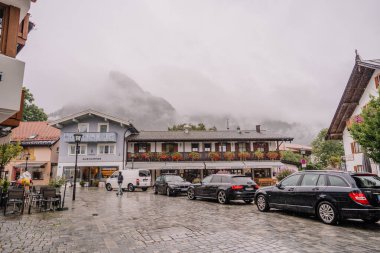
[
  {"x1": 326, "y1": 53, "x2": 379, "y2": 140},
  {"x1": 11, "y1": 122, "x2": 60, "y2": 145},
  {"x1": 49, "y1": 109, "x2": 137, "y2": 132},
  {"x1": 127, "y1": 130, "x2": 293, "y2": 142}
]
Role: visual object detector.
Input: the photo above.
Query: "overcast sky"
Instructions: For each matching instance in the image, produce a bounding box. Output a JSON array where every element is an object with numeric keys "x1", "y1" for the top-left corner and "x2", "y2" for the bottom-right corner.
[{"x1": 18, "y1": 0, "x2": 380, "y2": 144}]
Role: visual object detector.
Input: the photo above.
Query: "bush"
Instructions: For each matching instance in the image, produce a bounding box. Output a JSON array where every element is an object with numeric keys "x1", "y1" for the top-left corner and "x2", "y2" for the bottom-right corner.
[
  {"x1": 48, "y1": 177, "x2": 66, "y2": 188},
  {"x1": 276, "y1": 169, "x2": 294, "y2": 182},
  {"x1": 80, "y1": 180, "x2": 85, "y2": 187},
  {"x1": 0, "y1": 178, "x2": 10, "y2": 192}
]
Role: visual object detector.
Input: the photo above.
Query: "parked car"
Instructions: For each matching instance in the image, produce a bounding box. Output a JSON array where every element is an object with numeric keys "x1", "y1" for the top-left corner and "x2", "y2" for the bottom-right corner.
[
  {"x1": 153, "y1": 174, "x2": 191, "y2": 196},
  {"x1": 187, "y1": 174, "x2": 258, "y2": 204},
  {"x1": 254, "y1": 170, "x2": 380, "y2": 225},
  {"x1": 106, "y1": 169, "x2": 151, "y2": 192}
]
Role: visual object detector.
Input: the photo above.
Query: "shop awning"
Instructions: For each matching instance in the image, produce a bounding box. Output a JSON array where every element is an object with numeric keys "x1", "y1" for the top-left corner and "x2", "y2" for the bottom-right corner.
[
  {"x1": 243, "y1": 161, "x2": 284, "y2": 168},
  {"x1": 14, "y1": 162, "x2": 46, "y2": 169},
  {"x1": 204, "y1": 162, "x2": 245, "y2": 170}
]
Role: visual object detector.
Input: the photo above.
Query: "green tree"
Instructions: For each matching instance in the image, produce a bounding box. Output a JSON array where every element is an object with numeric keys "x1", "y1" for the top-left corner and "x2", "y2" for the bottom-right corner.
[
  {"x1": 350, "y1": 90, "x2": 380, "y2": 163},
  {"x1": 168, "y1": 123, "x2": 216, "y2": 131},
  {"x1": 312, "y1": 128, "x2": 344, "y2": 168},
  {"x1": 22, "y1": 87, "x2": 48, "y2": 121},
  {"x1": 0, "y1": 143, "x2": 23, "y2": 179},
  {"x1": 280, "y1": 151, "x2": 304, "y2": 164}
]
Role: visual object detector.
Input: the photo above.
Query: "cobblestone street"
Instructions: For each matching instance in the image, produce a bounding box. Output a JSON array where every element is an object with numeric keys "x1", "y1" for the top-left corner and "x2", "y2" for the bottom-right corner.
[{"x1": 1, "y1": 188, "x2": 379, "y2": 253}]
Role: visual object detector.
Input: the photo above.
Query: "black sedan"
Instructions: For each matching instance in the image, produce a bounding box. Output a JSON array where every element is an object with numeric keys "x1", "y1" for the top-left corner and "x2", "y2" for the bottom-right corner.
[
  {"x1": 187, "y1": 174, "x2": 259, "y2": 204},
  {"x1": 254, "y1": 170, "x2": 380, "y2": 225},
  {"x1": 153, "y1": 175, "x2": 191, "y2": 196}
]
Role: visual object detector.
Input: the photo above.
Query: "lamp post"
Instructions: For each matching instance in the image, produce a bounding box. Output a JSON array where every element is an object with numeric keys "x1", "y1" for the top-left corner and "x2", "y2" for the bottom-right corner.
[
  {"x1": 300, "y1": 149, "x2": 306, "y2": 170},
  {"x1": 25, "y1": 152, "x2": 31, "y2": 172},
  {"x1": 72, "y1": 133, "x2": 83, "y2": 201}
]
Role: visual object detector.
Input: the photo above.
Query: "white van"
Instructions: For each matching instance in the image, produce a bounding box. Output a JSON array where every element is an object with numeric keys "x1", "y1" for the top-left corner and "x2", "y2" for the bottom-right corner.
[{"x1": 105, "y1": 169, "x2": 151, "y2": 192}]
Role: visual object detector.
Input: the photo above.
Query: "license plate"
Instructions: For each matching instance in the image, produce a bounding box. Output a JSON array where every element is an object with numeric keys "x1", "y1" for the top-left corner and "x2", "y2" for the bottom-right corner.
[
  {"x1": 245, "y1": 187, "x2": 253, "y2": 191},
  {"x1": 143, "y1": 179, "x2": 148, "y2": 181}
]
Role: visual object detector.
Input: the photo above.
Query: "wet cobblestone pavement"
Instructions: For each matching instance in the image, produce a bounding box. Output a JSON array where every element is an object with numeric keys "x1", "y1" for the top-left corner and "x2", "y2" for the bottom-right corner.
[{"x1": 1, "y1": 188, "x2": 379, "y2": 253}]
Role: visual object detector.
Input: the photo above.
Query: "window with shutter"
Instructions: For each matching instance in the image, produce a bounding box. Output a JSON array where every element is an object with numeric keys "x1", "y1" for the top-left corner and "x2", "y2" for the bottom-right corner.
[
  {"x1": 375, "y1": 75, "x2": 379, "y2": 89},
  {"x1": 350, "y1": 143, "x2": 355, "y2": 154}
]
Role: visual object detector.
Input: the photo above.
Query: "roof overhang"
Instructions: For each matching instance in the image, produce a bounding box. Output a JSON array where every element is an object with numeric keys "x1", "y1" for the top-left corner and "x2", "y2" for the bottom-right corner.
[{"x1": 326, "y1": 56, "x2": 379, "y2": 140}]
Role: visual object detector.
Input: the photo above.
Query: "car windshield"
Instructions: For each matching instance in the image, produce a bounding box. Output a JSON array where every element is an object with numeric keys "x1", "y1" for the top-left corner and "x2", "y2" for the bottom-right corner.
[
  {"x1": 165, "y1": 175, "x2": 185, "y2": 182},
  {"x1": 352, "y1": 175, "x2": 380, "y2": 188},
  {"x1": 231, "y1": 176, "x2": 255, "y2": 185}
]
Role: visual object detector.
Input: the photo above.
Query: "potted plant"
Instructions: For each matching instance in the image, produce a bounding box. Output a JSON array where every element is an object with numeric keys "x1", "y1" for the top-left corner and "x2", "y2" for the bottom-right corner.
[
  {"x1": 172, "y1": 152, "x2": 183, "y2": 161},
  {"x1": 208, "y1": 152, "x2": 221, "y2": 161},
  {"x1": 93, "y1": 180, "x2": 100, "y2": 187},
  {"x1": 238, "y1": 152, "x2": 250, "y2": 161},
  {"x1": 267, "y1": 151, "x2": 279, "y2": 160},
  {"x1": 48, "y1": 177, "x2": 66, "y2": 189},
  {"x1": 223, "y1": 152, "x2": 235, "y2": 161},
  {"x1": 254, "y1": 150, "x2": 264, "y2": 160},
  {"x1": 80, "y1": 180, "x2": 85, "y2": 187},
  {"x1": 188, "y1": 152, "x2": 200, "y2": 161}
]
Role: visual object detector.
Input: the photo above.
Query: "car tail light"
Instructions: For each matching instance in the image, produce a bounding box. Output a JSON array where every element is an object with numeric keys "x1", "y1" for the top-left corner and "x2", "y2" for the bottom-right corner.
[
  {"x1": 136, "y1": 179, "x2": 140, "y2": 185},
  {"x1": 254, "y1": 185, "x2": 259, "y2": 190},
  {"x1": 231, "y1": 185, "x2": 243, "y2": 190},
  {"x1": 349, "y1": 191, "x2": 369, "y2": 205}
]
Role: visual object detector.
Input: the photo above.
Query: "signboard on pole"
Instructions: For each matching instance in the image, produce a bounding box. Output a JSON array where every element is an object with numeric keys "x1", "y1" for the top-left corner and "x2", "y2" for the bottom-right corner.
[{"x1": 301, "y1": 159, "x2": 307, "y2": 168}]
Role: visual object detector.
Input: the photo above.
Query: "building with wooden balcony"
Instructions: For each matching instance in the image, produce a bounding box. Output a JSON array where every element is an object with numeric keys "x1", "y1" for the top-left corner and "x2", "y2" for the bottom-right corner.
[
  {"x1": 0, "y1": 0, "x2": 36, "y2": 143},
  {"x1": 327, "y1": 52, "x2": 379, "y2": 175},
  {"x1": 126, "y1": 126, "x2": 294, "y2": 184}
]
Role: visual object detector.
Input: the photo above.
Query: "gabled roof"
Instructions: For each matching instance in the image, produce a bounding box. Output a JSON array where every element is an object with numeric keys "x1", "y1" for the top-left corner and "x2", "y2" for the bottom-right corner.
[
  {"x1": 127, "y1": 130, "x2": 293, "y2": 142},
  {"x1": 11, "y1": 122, "x2": 60, "y2": 146},
  {"x1": 326, "y1": 53, "x2": 379, "y2": 140},
  {"x1": 49, "y1": 109, "x2": 137, "y2": 131}
]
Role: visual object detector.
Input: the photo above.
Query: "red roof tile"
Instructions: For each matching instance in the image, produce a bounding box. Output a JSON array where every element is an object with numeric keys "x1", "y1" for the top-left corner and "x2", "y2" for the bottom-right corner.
[{"x1": 11, "y1": 122, "x2": 60, "y2": 142}]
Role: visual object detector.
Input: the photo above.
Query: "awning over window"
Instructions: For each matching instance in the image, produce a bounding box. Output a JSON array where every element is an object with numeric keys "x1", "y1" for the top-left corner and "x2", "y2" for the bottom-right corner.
[
  {"x1": 14, "y1": 162, "x2": 46, "y2": 169},
  {"x1": 204, "y1": 162, "x2": 245, "y2": 170},
  {"x1": 243, "y1": 161, "x2": 284, "y2": 168}
]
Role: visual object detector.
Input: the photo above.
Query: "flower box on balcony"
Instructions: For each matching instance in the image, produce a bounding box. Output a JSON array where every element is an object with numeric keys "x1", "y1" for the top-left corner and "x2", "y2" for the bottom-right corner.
[
  {"x1": 140, "y1": 152, "x2": 152, "y2": 161},
  {"x1": 208, "y1": 152, "x2": 221, "y2": 161},
  {"x1": 188, "y1": 152, "x2": 200, "y2": 161},
  {"x1": 158, "y1": 152, "x2": 169, "y2": 161},
  {"x1": 238, "y1": 152, "x2": 250, "y2": 161},
  {"x1": 223, "y1": 152, "x2": 235, "y2": 161},
  {"x1": 172, "y1": 152, "x2": 183, "y2": 161},
  {"x1": 267, "y1": 151, "x2": 279, "y2": 160},
  {"x1": 254, "y1": 150, "x2": 264, "y2": 160}
]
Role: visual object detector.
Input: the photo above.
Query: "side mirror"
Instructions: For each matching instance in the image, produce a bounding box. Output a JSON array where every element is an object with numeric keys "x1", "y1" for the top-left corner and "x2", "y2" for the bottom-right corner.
[{"x1": 275, "y1": 183, "x2": 281, "y2": 188}]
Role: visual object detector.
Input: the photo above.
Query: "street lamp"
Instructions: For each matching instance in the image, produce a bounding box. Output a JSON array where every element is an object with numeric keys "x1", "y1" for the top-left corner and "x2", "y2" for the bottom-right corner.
[
  {"x1": 72, "y1": 133, "x2": 83, "y2": 201},
  {"x1": 25, "y1": 152, "x2": 31, "y2": 172}
]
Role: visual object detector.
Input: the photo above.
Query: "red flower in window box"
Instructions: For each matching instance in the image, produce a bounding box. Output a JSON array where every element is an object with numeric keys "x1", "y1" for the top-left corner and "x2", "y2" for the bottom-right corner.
[
  {"x1": 140, "y1": 152, "x2": 152, "y2": 161},
  {"x1": 208, "y1": 152, "x2": 221, "y2": 161},
  {"x1": 158, "y1": 152, "x2": 169, "y2": 161},
  {"x1": 188, "y1": 152, "x2": 200, "y2": 161},
  {"x1": 172, "y1": 152, "x2": 183, "y2": 161},
  {"x1": 267, "y1": 151, "x2": 279, "y2": 160},
  {"x1": 223, "y1": 152, "x2": 235, "y2": 161},
  {"x1": 238, "y1": 152, "x2": 250, "y2": 161}
]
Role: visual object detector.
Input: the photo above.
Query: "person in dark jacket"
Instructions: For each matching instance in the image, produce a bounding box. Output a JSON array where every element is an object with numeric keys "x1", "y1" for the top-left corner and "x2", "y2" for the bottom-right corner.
[{"x1": 117, "y1": 171, "x2": 124, "y2": 196}]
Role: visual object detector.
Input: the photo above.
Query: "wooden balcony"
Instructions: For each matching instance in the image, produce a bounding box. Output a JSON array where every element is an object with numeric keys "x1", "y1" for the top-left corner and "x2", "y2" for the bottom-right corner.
[{"x1": 127, "y1": 151, "x2": 281, "y2": 162}]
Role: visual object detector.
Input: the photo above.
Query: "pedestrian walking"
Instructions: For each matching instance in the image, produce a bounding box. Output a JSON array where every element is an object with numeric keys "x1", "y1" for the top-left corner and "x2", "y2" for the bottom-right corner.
[
  {"x1": 69, "y1": 176, "x2": 74, "y2": 187},
  {"x1": 117, "y1": 171, "x2": 124, "y2": 196}
]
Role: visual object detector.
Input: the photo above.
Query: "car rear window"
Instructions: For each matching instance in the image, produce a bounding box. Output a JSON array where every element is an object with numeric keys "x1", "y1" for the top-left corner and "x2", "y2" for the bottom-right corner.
[
  {"x1": 231, "y1": 177, "x2": 255, "y2": 185},
  {"x1": 352, "y1": 175, "x2": 380, "y2": 188},
  {"x1": 328, "y1": 175, "x2": 349, "y2": 187},
  {"x1": 301, "y1": 174, "x2": 319, "y2": 186},
  {"x1": 139, "y1": 170, "x2": 150, "y2": 177}
]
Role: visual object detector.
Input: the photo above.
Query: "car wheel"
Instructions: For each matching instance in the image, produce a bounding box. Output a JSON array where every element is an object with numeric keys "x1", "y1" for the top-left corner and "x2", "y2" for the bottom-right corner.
[
  {"x1": 187, "y1": 188, "x2": 196, "y2": 200},
  {"x1": 141, "y1": 187, "x2": 148, "y2": 192},
  {"x1": 244, "y1": 199, "x2": 254, "y2": 204},
  {"x1": 105, "y1": 183, "x2": 113, "y2": 191},
  {"x1": 362, "y1": 217, "x2": 380, "y2": 224},
  {"x1": 317, "y1": 201, "x2": 338, "y2": 225},
  {"x1": 166, "y1": 187, "x2": 172, "y2": 197},
  {"x1": 128, "y1": 183, "x2": 135, "y2": 192},
  {"x1": 217, "y1": 190, "x2": 229, "y2": 204},
  {"x1": 256, "y1": 194, "x2": 270, "y2": 212},
  {"x1": 153, "y1": 186, "x2": 158, "y2": 194}
]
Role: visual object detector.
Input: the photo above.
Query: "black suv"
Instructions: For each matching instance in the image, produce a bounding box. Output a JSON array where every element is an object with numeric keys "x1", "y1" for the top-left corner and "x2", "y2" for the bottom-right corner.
[
  {"x1": 153, "y1": 175, "x2": 191, "y2": 196},
  {"x1": 254, "y1": 170, "x2": 380, "y2": 225},
  {"x1": 187, "y1": 174, "x2": 259, "y2": 204}
]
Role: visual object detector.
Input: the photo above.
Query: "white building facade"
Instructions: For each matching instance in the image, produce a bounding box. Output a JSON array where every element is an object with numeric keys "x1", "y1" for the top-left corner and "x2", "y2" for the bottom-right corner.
[{"x1": 327, "y1": 53, "x2": 379, "y2": 175}]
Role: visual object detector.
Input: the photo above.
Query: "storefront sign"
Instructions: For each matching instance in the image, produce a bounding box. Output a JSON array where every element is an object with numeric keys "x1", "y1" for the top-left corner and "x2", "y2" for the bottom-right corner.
[{"x1": 82, "y1": 157, "x2": 101, "y2": 161}]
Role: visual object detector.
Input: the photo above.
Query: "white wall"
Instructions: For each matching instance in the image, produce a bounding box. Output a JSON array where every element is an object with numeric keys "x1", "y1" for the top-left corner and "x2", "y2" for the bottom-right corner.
[
  {"x1": 343, "y1": 69, "x2": 380, "y2": 174},
  {"x1": 0, "y1": 55, "x2": 25, "y2": 123}
]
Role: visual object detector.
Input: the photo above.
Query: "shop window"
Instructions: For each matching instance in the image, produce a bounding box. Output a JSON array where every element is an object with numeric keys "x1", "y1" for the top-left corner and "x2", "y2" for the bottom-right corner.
[
  {"x1": 204, "y1": 143, "x2": 211, "y2": 152},
  {"x1": 375, "y1": 75, "x2": 379, "y2": 89},
  {"x1": 238, "y1": 143, "x2": 246, "y2": 152},
  {"x1": 78, "y1": 123, "x2": 89, "y2": 133},
  {"x1": 69, "y1": 144, "x2": 87, "y2": 155},
  {"x1": 191, "y1": 143, "x2": 199, "y2": 152},
  {"x1": 98, "y1": 144, "x2": 115, "y2": 155},
  {"x1": 32, "y1": 171, "x2": 43, "y2": 180},
  {"x1": 101, "y1": 168, "x2": 117, "y2": 179},
  {"x1": 98, "y1": 123, "x2": 109, "y2": 133}
]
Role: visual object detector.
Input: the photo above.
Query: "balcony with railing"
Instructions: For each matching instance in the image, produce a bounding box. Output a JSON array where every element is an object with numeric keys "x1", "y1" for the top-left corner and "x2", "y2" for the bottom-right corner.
[
  {"x1": 127, "y1": 151, "x2": 281, "y2": 162},
  {"x1": 63, "y1": 132, "x2": 118, "y2": 143}
]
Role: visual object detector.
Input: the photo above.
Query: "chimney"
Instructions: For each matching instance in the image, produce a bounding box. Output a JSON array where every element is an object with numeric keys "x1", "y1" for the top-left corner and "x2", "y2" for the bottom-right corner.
[
  {"x1": 237, "y1": 126, "x2": 241, "y2": 134},
  {"x1": 184, "y1": 124, "x2": 190, "y2": 134},
  {"x1": 256, "y1": 125, "x2": 261, "y2": 133}
]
